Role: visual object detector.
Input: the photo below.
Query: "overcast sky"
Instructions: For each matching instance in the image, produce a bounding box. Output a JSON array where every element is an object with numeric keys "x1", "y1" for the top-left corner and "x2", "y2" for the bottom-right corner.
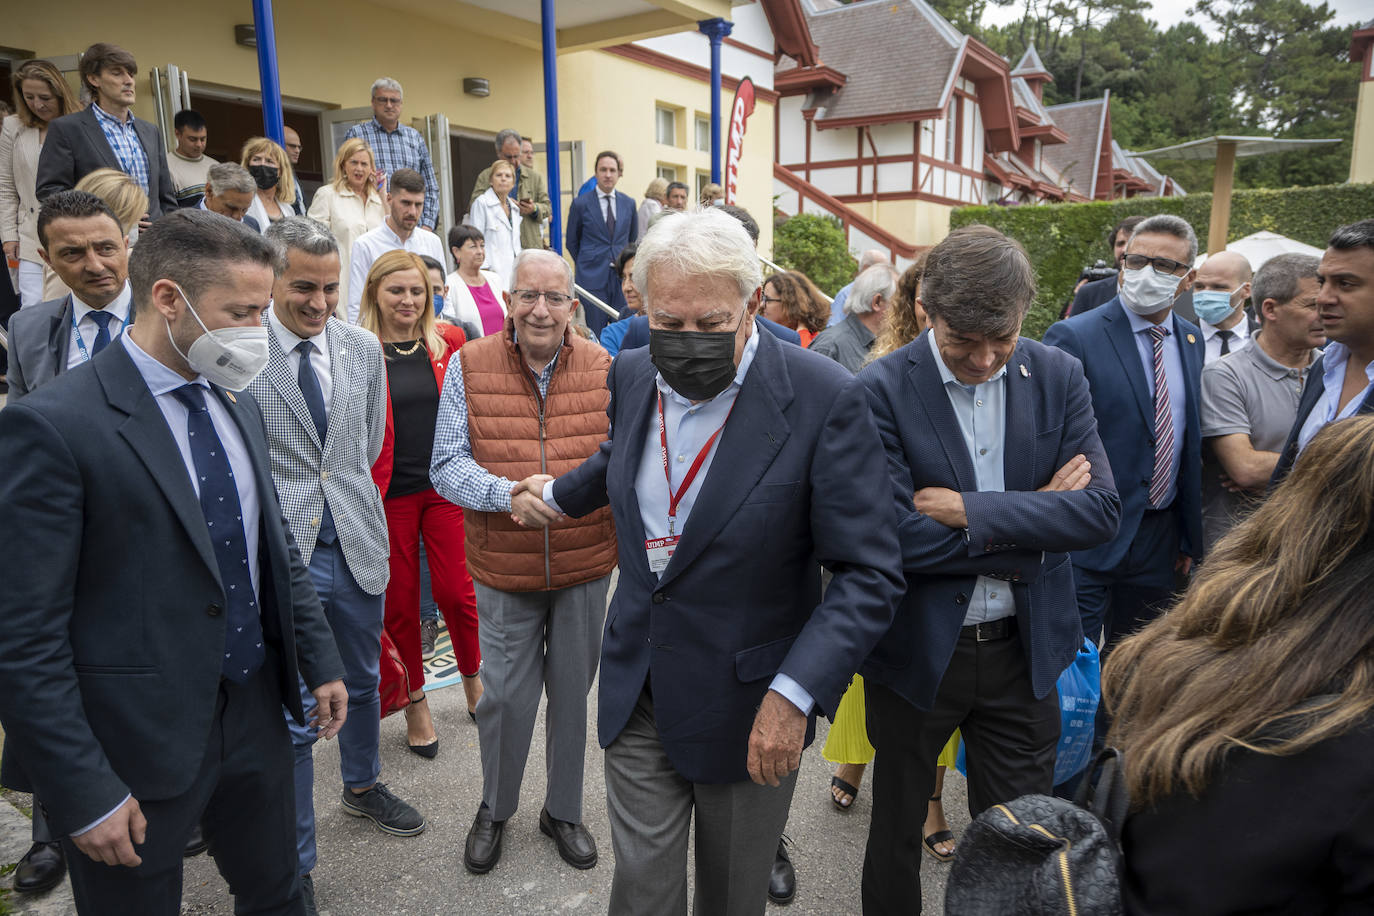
[{"x1": 981, "y1": 0, "x2": 1370, "y2": 36}]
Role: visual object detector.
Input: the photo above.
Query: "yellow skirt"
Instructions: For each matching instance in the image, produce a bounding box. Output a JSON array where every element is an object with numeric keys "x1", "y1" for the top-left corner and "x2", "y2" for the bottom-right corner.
[{"x1": 822, "y1": 675, "x2": 960, "y2": 768}]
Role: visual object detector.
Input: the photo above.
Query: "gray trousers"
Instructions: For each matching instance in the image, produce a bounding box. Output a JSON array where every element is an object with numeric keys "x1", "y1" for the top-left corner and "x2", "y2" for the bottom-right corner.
[
  {"x1": 473, "y1": 575, "x2": 609, "y2": 823},
  {"x1": 606, "y1": 689, "x2": 798, "y2": 916}
]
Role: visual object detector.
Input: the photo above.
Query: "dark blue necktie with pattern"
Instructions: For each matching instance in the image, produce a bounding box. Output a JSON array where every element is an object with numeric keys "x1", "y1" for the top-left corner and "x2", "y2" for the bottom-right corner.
[
  {"x1": 295, "y1": 341, "x2": 336, "y2": 544},
  {"x1": 88, "y1": 310, "x2": 113, "y2": 355},
  {"x1": 172, "y1": 384, "x2": 264, "y2": 683}
]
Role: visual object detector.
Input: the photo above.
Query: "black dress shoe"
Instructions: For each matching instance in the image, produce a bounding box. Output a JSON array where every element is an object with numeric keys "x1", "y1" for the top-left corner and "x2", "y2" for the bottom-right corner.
[
  {"x1": 464, "y1": 804, "x2": 506, "y2": 874},
  {"x1": 184, "y1": 824, "x2": 209, "y2": 857},
  {"x1": 14, "y1": 841, "x2": 65, "y2": 894},
  {"x1": 769, "y1": 837, "x2": 796, "y2": 905},
  {"x1": 539, "y1": 807, "x2": 597, "y2": 869}
]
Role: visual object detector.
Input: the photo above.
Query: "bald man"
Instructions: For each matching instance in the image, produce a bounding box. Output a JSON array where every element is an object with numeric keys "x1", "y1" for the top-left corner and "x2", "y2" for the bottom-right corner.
[
  {"x1": 282, "y1": 126, "x2": 302, "y2": 165},
  {"x1": 1192, "y1": 251, "x2": 1256, "y2": 364}
]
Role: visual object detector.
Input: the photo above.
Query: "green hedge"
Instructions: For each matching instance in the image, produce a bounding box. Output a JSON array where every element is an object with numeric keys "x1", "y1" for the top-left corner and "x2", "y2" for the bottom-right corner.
[
  {"x1": 952, "y1": 183, "x2": 1374, "y2": 340},
  {"x1": 772, "y1": 213, "x2": 857, "y2": 295}
]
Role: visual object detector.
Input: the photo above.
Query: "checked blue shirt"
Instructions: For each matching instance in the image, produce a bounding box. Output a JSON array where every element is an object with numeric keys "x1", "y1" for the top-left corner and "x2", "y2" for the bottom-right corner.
[
  {"x1": 344, "y1": 118, "x2": 439, "y2": 229},
  {"x1": 430, "y1": 345, "x2": 559, "y2": 514},
  {"x1": 91, "y1": 103, "x2": 150, "y2": 192}
]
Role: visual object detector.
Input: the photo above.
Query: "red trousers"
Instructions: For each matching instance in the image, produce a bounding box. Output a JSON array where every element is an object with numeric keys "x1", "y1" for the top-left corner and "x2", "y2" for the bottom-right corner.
[{"x1": 383, "y1": 487, "x2": 480, "y2": 688}]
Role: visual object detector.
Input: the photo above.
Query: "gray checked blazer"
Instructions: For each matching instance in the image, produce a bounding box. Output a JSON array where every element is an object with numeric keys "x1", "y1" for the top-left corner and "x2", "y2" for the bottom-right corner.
[
  {"x1": 246, "y1": 316, "x2": 390, "y2": 595},
  {"x1": 6, "y1": 295, "x2": 76, "y2": 400}
]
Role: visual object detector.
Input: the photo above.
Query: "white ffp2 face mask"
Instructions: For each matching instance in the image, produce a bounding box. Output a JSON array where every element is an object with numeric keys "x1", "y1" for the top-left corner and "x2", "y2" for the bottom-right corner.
[
  {"x1": 1119, "y1": 267, "x2": 1185, "y2": 316},
  {"x1": 166, "y1": 284, "x2": 270, "y2": 391}
]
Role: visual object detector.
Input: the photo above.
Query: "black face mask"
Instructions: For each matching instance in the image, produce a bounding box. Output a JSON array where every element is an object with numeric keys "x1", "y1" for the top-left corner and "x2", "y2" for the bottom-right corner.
[
  {"x1": 248, "y1": 164, "x2": 280, "y2": 191},
  {"x1": 649, "y1": 305, "x2": 746, "y2": 401}
]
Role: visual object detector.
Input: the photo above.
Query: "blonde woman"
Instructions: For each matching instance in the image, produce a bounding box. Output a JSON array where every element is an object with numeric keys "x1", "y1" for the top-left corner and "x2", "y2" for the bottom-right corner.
[
  {"x1": 1, "y1": 60, "x2": 81, "y2": 307},
  {"x1": 359, "y1": 250, "x2": 483, "y2": 753},
  {"x1": 637, "y1": 176, "x2": 667, "y2": 238},
  {"x1": 240, "y1": 136, "x2": 300, "y2": 230},
  {"x1": 465, "y1": 159, "x2": 519, "y2": 288},
  {"x1": 308, "y1": 137, "x2": 384, "y2": 307}
]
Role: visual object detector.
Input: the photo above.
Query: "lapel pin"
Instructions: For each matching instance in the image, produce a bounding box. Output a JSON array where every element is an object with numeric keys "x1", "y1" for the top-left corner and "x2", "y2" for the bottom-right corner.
[
  {"x1": 1187, "y1": 334, "x2": 1196, "y2": 344},
  {"x1": 1020, "y1": 364, "x2": 1029, "y2": 378},
  {"x1": 225, "y1": 391, "x2": 237, "y2": 403}
]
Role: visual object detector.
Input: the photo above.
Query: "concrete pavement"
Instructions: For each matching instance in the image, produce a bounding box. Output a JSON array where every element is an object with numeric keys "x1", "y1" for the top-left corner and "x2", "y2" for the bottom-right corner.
[{"x1": 2, "y1": 668, "x2": 966, "y2": 914}]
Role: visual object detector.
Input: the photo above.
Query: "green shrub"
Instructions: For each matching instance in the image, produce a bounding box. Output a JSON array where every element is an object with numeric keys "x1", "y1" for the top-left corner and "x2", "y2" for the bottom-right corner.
[
  {"x1": 952, "y1": 183, "x2": 1374, "y2": 340},
  {"x1": 772, "y1": 213, "x2": 857, "y2": 296}
]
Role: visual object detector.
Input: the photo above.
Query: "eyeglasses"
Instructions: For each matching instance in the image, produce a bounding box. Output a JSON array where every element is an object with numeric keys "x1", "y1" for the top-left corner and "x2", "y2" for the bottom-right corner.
[
  {"x1": 1122, "y1": 253, "x2": 1189, "y2": 276},
  {"x1": 373, "y1": 96, "x2": 402, "y2": 107},
  {"x1": 512, "y1": 289, "x2": 574, "y2": 308}
]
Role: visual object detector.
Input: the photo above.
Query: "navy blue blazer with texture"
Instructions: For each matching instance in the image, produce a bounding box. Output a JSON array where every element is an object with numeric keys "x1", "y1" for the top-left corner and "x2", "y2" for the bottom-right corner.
[
  {"x1": 1042, "y1": 297, "x2": 1203, "y2": 570},
  {"x1": 552, "y1": 329, "x2": 904, "y2": 785},
  {"x1": 857, "y1": 333, "x2": 1121, "y2": 711},
  {"x1": 565, "y1": 189, "x2": 637, "y2": 302}
]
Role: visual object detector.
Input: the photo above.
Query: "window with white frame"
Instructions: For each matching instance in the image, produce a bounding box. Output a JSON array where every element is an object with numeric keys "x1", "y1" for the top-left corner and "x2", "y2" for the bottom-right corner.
[
  {"x1": 656, "y1": 106, "x2": 676, "y2": 146},
  {"x1": 657, "y1": 164, "x2": 679, "y2": 181},
  {"x1": 695, "y1": 116, "x2": 711, "y2": 152},
  {"x1": 696, "y1": 171, "x2": 711, "y2": 200}
]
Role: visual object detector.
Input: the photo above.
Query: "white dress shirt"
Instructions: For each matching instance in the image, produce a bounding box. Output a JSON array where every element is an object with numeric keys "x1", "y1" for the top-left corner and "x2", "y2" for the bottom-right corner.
[
  {"x1": 269, "y1": 304, "x2": 333, "y2": 410},
  {"x1": 67, "y1": 284, "x2": 133, "y2": 369},
  {"x1": 347, "y1": 221, "x2": 446, "y2": 323},
  {"x1": 1200, "y1": 315, "x2": 1252, "y2": 365}
]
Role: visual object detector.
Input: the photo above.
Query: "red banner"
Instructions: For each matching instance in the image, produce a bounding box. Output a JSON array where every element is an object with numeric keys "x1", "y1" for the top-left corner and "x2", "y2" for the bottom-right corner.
[{"x1": 724, "y1": 77, "x2": 756, "y2": 206}]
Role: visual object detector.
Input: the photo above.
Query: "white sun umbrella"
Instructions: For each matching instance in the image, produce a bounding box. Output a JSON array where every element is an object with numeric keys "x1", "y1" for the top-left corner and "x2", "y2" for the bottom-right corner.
[{"x1": 1193, "y1": 231, "x2": 1324, "y2": 271}]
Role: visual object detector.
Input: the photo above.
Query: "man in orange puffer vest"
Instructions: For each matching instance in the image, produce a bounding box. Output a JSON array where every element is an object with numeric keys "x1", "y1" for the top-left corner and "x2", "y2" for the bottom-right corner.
[{"x1": 431, "y1": 248, "x2": 616, "y2": 877}]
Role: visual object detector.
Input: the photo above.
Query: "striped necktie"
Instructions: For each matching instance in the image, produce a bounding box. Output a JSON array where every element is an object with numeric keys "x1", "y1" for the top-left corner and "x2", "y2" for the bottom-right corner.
[{"x1": 1148, "y1": 325, "x2": 1175, "y2": 508}]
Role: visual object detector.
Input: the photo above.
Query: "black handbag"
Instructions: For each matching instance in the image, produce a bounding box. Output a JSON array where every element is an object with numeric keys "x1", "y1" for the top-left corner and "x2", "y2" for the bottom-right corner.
[{"x1": 944, "y1": 749, "x2": 1129, "y2": 915}]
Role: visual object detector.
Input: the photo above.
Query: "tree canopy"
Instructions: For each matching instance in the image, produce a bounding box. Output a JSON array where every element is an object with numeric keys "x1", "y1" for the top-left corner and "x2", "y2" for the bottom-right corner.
[{"x1": 907, "y1": 0, "x2": 1359, "y2": 190}]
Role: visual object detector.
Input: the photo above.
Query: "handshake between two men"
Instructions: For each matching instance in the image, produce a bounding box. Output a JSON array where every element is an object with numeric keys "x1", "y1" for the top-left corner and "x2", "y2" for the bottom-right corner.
[{"x1": 510, "y1": 474, "x2": 561, "y2": 528}]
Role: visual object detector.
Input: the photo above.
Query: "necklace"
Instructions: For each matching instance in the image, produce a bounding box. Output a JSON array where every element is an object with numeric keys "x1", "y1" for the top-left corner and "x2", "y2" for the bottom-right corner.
[{"x1": 387, "y1": 338, "x2": 423, "y2": 356}]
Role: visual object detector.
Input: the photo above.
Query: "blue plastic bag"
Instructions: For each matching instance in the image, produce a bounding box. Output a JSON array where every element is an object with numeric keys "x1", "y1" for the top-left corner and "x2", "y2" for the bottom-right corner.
[
  {"x1": 1053, "y1": 638, "x2": 1101, "y2": 784},
  {"x1": 954, "y1": 638, "x2": 1101, "y2": 785}
]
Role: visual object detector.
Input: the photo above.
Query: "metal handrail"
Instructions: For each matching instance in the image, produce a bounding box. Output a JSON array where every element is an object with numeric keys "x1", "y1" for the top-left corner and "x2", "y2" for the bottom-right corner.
[
  {"x1": 758, "y1": 254, "x2": 834, "y2": 304},
  {"x1": 574, "y1": 284, "x2": 621, "y2": 319}
]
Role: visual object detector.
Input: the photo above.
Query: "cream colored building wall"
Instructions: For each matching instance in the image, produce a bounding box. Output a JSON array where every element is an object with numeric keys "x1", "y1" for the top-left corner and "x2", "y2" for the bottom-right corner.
[
  {"x1": 4, "y1": 0, "x2": 776, "y2": 256},
  {"x1": 558, "y1": 50, "x2": 776, "y2": 257},
  {"x1": 1353, "y1": 79, "x2": 1374, "y2": 184},
  {"x1": 3, "y1": 0, "x2": 548, "y2": 135}
]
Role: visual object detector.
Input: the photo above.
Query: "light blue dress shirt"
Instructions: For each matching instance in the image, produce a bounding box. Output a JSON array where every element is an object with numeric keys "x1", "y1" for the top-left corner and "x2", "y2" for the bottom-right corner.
[
  {"x1": 1296, "y1": 341, "x2": 1374, "y2": 454},
  {"x1": 827, "y1": 281, "x2": 852, "y2": 327},
  {"x1": 1124, "y1": 306, "x2": 1187, "y2": 508},
  {"x1": 927, "y1": 331, "x2": 1015, "y2": 626},
  {"x1": 431, "y1": 342, "x2": 559, "y2": 514}
]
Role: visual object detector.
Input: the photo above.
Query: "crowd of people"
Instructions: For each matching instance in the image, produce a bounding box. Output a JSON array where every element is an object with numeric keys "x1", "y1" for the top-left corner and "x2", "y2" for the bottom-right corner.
[{"x1": 2, "y1": 39, "x2": 1374, "y2": 916}]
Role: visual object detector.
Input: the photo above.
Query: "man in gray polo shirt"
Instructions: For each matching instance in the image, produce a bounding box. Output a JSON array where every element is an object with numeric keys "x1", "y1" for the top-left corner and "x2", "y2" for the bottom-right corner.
[
  {"x1": 1200, "y1": 253, "x2": 1324, "y2": 552},
  {"x1": 810, "y1": 263, "x2": 897, "y2": 372}
]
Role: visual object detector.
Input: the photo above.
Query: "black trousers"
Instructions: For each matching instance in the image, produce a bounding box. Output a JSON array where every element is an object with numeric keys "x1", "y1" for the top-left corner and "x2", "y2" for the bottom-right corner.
[
  {"x1": 62, "y1": 657, "x2": 304, "y2": 916},
  {"x1": 861, "y1": 628, "x2": 1060, "y2": 916}
]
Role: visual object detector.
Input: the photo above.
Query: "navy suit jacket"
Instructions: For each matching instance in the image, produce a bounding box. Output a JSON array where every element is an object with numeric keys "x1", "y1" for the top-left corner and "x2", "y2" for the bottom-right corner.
[
  {"x1": 36, "y1": 107, "x2": 178, "y2": 218},
  {"x1": 1071, "y1": 275, "x2": 1197, "y2": 324},
  {"x1": 617, "y1": 312, "x2": 801, "y2": 352},
  {"x1": 1043, "y1": 297, "x2": 1204, "y2": 571},
  {"x1": 858, "y1": 333, "x2": 1120, "y2": 711},
  {"x1": 552, "y1": 330, "x2": 903, "y2": 784},
  {"x1": 1271, "y1": 352, "x2": 1374, "y2": 486},
  {"x1": 0, "y1": 342, "x2": 344, "y2": 835},
  {"x1": 566, "y1": 189, "x2": 637, "y2": 306}
]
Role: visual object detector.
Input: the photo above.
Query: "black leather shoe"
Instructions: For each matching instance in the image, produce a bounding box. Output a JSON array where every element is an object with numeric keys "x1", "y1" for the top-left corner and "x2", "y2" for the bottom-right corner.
[
  {"x1": 769, "y1": 837, "x2": 796, "y2": 905},
  {"x1": 464, "y1": 804, "x2": 506, "y2": 875},
  {"x1": 14, "y1": 841, "x2": 65, "y2": 894},
  {"x1": 184, "y1": 824, "x2": 209, "y2": 857},
  {"x1": 539, "y1": 807, "x2": 597, "y2": 869}
]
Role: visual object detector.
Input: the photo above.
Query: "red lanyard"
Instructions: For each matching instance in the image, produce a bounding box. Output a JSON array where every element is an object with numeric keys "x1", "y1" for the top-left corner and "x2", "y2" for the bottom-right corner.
[{"x1": 658, "y1": 393, "x2": 733, "y2": 535}]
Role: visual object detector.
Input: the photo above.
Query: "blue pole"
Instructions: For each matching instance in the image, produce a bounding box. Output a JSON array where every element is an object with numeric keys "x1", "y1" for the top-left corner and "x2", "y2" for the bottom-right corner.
[
  {"x1": 698, "y1": 19, "x2": 733, "y2": 186},
  {"x1": 542, "y1": 0, "x2": 563, "y2": 253},
  {"x1": 251, "y1": 0, "x2": 285, "y2": 145}
]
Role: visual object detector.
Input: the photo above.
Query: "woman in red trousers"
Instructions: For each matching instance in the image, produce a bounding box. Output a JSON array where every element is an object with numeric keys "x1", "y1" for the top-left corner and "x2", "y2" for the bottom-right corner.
[{"x1": 361, "y1": 249, "x2": 482, "y2": 757}]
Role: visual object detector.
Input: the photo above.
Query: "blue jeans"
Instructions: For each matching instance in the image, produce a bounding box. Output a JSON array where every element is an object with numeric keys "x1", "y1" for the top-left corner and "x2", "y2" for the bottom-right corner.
[{"x1": 285, "y1": 538, "x2": 384, "y2": 875}]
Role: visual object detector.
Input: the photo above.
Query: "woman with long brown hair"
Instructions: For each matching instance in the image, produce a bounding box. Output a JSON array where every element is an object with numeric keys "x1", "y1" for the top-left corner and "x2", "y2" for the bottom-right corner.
[
  {"x1": 870, "y1": 253, "x2": 929, "y2": 361},
  {"x1": 1108, "y1": 415, "x2": 1374, "y2": 914},
  {"x1": 361, "y1": 250, "x2": 483, "y2": 756},
  {"x1": 760, "y1": 269, "x2": 831, "y2": 347}
]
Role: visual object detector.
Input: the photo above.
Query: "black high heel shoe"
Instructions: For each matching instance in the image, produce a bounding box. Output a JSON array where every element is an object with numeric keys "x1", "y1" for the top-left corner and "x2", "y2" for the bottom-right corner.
[
  {"x1": 463, "y1": 667, "x2": 483, "y2": 722},
  {"x1": 405, "y1": 694, "x2": 439, "y2": 758}
]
